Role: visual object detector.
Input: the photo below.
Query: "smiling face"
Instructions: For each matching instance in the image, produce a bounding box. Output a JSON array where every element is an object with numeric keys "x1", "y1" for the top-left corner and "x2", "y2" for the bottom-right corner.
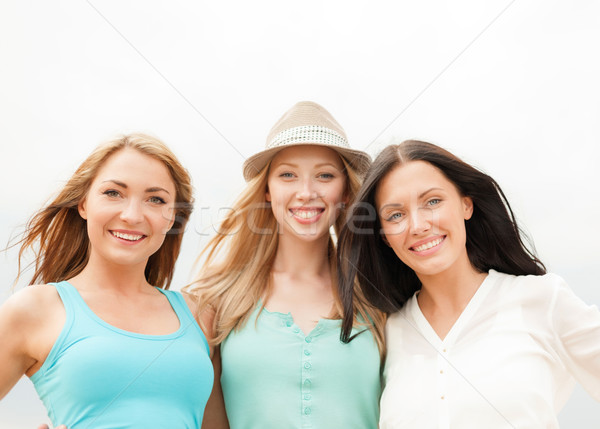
[
  {"x1": 78, "y1": 148, "x2": 177, "y2": 270},
  {"x1": 375, "y1": 160, "x2": 473, "y2": 279},
  {"x1": 266, "y1": 145, "x2": 347, "y2": 241}
]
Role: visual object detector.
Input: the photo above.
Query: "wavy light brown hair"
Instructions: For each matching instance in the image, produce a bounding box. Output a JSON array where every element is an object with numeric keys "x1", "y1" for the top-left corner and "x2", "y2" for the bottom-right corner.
[
  {"x1": 185, "y1": 156, "x2": 386, "y2": 356},
  {"x1": 15, "y1": 133, "x2": 193, "y2": 289}
]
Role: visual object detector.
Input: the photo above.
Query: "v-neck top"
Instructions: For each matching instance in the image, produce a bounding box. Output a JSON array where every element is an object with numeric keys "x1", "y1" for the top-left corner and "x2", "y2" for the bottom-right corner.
[
  {"x1": 221, "y1": 304, "x2": 381, "y2": 429},
  {"x1": 380, "y1": 270, "x2": 600, "y2": 429},
  {"x1": 30, "y1": 281, "x2": 213, "y2": 429}
]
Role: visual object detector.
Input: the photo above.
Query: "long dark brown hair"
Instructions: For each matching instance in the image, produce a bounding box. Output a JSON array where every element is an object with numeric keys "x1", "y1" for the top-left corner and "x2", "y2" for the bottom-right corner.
[
  {"x1": 338, "y1": 140, "x2": 546, "y2": 343},
  {"x1": 15, "y1": 133, "x2": 193, "y2": 289}
]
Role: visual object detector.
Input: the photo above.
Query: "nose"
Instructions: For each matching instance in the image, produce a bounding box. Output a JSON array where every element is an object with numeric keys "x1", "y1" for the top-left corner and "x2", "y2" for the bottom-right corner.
[
  {"x1": 295, "y1": 178, "x2": 318, "y2": 201},
  {"x1": 408, "y1": 207, "x2": 432, "y2": 235},
  {"x1": 119, "y1": 199, "x2": 145, "y2": 224}
]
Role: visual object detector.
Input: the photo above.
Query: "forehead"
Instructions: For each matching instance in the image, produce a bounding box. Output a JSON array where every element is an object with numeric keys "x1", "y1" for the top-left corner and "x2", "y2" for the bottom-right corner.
[
  {"x1": 93, "y1": 148, "x2": 175, "y2": 192},
  {"x1": 270, "y1": 145, "x2": 344, "y2": 169},
  {"x1": 375, "y1": 160, "x2": 456, "y2": 205}
]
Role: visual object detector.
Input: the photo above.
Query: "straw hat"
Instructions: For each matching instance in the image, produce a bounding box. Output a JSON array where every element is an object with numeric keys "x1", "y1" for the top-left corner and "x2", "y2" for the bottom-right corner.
[{"x1": 242, "y1": 101, "x2": 371, "y2": 181}]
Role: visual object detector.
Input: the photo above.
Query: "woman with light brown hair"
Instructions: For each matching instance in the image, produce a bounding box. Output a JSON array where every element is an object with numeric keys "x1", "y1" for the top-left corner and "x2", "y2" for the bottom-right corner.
[
  {"x1": 186, "y1": 101, "x2": 385, "y2": 429},
  {"x1": 0, "y1": 133, "x2": 214, "y2": 428}
]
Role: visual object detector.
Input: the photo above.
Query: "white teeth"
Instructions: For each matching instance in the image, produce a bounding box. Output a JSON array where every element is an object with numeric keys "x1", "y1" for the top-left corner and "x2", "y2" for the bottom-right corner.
[
  {"x1": 112, "y1": 231, "x2": 144, "y2": 241},
  {"x1": 292, "y1": 210, "x2": 321, "y2": 219},
  {"x1": 413, "y1": 237, "x2": 443, "y2": 252}
]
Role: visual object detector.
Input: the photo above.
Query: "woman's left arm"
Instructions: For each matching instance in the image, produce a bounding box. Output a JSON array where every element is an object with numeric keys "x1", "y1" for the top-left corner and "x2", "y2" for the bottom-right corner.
[{"x1": 551, "y1": 275, "x2": 600, "y2": 400}]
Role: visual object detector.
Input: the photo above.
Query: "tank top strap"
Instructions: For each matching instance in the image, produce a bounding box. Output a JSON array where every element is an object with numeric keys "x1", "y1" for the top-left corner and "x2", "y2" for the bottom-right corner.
[
  {"x1": 50, "y1": 280, "x2": 104, "y2": 329},
  {"x1": 51, "y1": 280, "x2": 81, "y2": 313},
  {"x1": 159, "y1": 289, "x2": 210, "y2": 355},
  {"x1": 34, "y1": 281, "x2": 79, "y2": 382}
]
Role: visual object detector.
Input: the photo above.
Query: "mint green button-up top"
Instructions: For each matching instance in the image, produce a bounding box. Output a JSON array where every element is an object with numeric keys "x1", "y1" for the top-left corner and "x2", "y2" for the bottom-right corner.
[{"x1": 221, "y1": 305, "x2": 381, "y2": 429}]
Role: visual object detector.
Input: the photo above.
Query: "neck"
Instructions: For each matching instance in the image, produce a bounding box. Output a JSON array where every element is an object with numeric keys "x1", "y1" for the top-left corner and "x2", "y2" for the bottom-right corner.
[
  {"x1": 272, "y1": 232, "x2": 331, "y2": 277},
  {"x1": 416, "y1": 254, "x2": 487, "y2": 314},
  {"x1": 68, "y1": 252, "x2": 153, "y2": 295}
]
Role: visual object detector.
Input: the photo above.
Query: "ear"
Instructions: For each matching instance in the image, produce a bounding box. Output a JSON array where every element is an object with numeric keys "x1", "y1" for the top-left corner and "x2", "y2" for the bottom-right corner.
[
  {"x1": 462, "y1": 196, "x2": 474, "y2": 220},
  {"x1": 78, "y1": 198, "x2": 88, "y2": 220},
  {"x1": 342, "y1": 188, "x2": 350, "y2": 206}
]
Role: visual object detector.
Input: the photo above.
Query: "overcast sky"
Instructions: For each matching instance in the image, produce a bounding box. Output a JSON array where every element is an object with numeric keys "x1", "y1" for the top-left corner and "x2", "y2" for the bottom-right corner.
[{"x1": 1, "y1": 1, "x2": 599, "y2": 427}]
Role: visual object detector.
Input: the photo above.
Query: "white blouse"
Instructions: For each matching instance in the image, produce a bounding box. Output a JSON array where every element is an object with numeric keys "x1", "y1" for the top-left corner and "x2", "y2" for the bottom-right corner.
[{"x1": 380, "y1": 270, "x2": 600, "y2": 429}]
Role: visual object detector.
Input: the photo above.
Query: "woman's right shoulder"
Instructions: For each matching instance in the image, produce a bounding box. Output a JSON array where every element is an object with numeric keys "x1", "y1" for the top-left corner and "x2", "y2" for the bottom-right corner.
[{"x1": 1, "y1": 284, "x2": 64, "y2": 323}]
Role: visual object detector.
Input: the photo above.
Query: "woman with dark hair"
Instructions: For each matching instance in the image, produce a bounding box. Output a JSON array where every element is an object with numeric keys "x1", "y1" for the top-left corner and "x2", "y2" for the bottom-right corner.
[{"x1": 338, "y1": 140, "x2": 600, "y2": 428}]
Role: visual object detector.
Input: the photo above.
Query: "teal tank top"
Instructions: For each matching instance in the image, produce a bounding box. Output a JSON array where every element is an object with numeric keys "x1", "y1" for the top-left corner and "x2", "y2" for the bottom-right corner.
[
  {"x1": 221, "y1": 305, "x2": 381, "y2": 429},
  {"x1": 30, "y1": 281, "x2": 213, "y2": 429}
]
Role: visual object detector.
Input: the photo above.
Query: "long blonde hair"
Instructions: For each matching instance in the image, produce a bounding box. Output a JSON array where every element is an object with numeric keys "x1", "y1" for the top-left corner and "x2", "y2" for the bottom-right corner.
[
  {"x1": 185, "y1": 156, "x2": 386, "y2": 355},
  {"x1": 15, "y1": 133, "x2": 193, "y2": 289}
]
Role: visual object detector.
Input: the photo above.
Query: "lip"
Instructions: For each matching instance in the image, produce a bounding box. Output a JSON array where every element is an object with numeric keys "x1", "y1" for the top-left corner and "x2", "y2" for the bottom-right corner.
[
  {"x1": 110, "y1": 229, "x2": 147, "y2": 244},
  {"x1": 288, "y1": 207, "x2": 325, "y2": 225},
  {"x1": 409, "y1": 235, "x2": 445, "y2": 255}
]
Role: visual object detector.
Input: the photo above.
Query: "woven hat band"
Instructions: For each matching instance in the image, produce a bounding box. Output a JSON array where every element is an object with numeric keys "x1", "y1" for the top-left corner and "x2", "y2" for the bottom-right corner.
[{"x1": 268, "y1": 125, "x2": 348, "y2": 150}]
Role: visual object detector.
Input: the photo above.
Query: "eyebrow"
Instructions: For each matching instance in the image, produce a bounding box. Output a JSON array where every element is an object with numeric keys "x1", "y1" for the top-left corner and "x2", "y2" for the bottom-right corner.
[
  {"x1": 379, "y1": 203, "x2": 403, "y2": 211},
  {"x1": 273, "y1": 162, "x2": 298, "y2": 168},
  {"x1": 379, "y1": 187, "x2": 445, "y2": 211},
  {"x1": 315, "y1": 162, "x2": 341, "y2": 170},
  {"x1": 101, "y1": 180, "x2": 171, "y2": 195},
  {"x1": 273, "y1": 162, "x2": 340, "y2": 169},
  {"x1": 418, "y1": 187, "x2": 444, "y2": 199}
]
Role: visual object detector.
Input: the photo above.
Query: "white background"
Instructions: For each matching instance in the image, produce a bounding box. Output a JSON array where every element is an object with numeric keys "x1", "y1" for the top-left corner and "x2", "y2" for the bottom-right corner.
[{"x1": 1, "y1": 1, "x2": 598, "y2": 427}]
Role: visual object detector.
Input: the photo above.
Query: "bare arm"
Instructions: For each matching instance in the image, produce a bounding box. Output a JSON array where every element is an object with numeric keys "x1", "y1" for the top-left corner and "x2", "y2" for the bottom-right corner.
[
  {"x1": 182, "y1": 291, "x2": 230, "y2": 429},
  {"x1": 0, "y1": 285, "x2": 64, "y2": 404},
  {"x1": 201, "y1": 345, "x2": 229, "y2": 429},
  {"x1": 0, "y1": 288, "x2": 44, "y2": 399}
]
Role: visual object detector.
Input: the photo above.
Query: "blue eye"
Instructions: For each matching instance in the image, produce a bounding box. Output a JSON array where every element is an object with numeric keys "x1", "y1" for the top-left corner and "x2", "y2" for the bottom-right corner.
[
  {"x1": 427, "y1": 198, "x2": 441, "y2": 206},
  {"x1": 319, "y1": 173, "x2": 334, "y2": 179},
  {"x1": 385, "y1": 212, "x2": 403, "y2": 222},
  {"x1": 279, "y1": 172, "x2": 294, "y2": 178}
]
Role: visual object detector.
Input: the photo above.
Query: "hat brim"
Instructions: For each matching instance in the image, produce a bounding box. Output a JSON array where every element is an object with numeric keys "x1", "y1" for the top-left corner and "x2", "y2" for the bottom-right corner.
[{"x1": 242, "y1": 142, "x2": 371, "y2": 181}]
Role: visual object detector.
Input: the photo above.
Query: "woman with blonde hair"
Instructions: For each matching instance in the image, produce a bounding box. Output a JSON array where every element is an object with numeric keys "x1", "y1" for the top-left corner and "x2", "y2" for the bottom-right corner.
[
  {"x1": 0, "y1": 133, "x2": 213, "y2": 428},
  {"x1": 187, "y1": 101, "x2": 385, "y2": 429}
]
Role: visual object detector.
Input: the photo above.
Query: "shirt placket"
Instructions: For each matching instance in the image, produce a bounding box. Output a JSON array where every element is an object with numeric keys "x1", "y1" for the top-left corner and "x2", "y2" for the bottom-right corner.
[
  {"x1": 301, "y1": 333, "x2": 313, "y2": 427},
  {"x1": 300, "y1": 324, "x2": 323, "y2": 428},
  {"x1": 437, "y1": 346, "x2": 450, "y2": 429}
]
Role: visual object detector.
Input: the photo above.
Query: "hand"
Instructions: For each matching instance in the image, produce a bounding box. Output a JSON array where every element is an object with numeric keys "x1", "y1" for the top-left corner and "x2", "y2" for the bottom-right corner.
[{"x1": 37, "y1": 425, "x2": 68, "y2": 429}]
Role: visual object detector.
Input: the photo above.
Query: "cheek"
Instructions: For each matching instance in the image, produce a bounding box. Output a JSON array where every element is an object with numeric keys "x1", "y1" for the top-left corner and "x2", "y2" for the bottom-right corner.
[
  {"x1": 381, "y1": 225, "x2": 408, "y2": 250},
  {"x1": 324, "y1": 182, "x2": 347, "y2": 204},
  {"x1": 153, "y1": 206, "x2": 176, "y2": 232},
  {"x1": 84, "y1": 203, "x2": 110, "y2": 227},
  {"x1": 381, "y1": 219, "x2": 408, "y2": 237},
  {"x1": 267, "y1": 191, "x2": 286, "y2": 214},
  {"x1": 385, "y1": 233, "x2": 402, "y2": 251},
  {"x1": 267, "y1": 193, "x2": 288, "y2": 219}
]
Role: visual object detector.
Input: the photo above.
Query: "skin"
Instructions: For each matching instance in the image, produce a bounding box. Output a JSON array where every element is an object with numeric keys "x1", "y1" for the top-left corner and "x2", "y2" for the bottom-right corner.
[
  {"x1": 0, "y1": 148, "x2": 214, "y2": 428},
  {"x1": 376, "y1": 160, "x2": 487, "y2": 340},
  {"x1": 188, "y1": 145, "x2": 350, "y2": 429},
  {"x1": 265, "y1": 145, "x2": 348, "y2": 334}
]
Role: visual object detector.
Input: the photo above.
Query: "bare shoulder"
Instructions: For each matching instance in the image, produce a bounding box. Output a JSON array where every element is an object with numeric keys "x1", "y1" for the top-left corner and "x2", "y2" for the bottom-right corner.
[
  {"x1": 0, "y1": 285, "x2": 66, "y2": 377},
  {"x1": 181, "y1": 289, "x2": 199, "y2": 309},
  {"x1": 1, "y1": 284, "x2": 63, "y2": 323},
  {"x1": 181, "y1": 290, "x2": 216, "y2": 349}
]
